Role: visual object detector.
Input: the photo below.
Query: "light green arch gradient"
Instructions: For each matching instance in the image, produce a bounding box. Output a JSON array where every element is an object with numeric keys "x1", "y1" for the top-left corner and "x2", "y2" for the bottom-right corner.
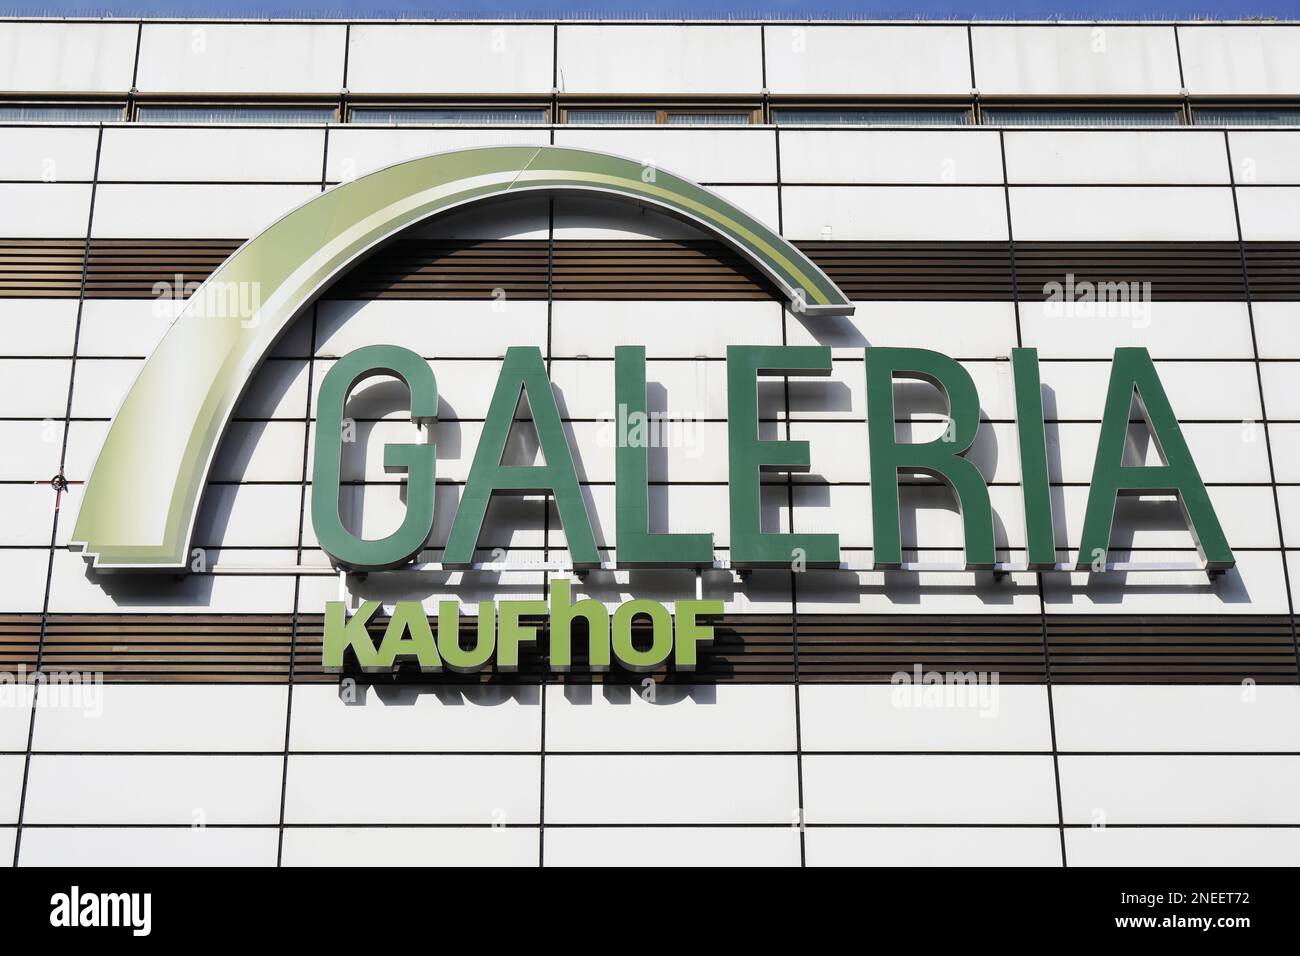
[{"x1": 71, "y1": 144, "x2": 854, "y2": 569}]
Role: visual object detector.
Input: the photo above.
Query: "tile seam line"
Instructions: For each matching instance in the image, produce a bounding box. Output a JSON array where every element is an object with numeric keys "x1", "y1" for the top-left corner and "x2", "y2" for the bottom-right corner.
[
  {"x1": 1224, "y1": 130, "x2": 1300, "y2": 686},
  {"x1": 1001, "y1": 124, "x2": 1066, "y2": 868},
  {"x1": 11, "y1": 123, "x2": 104, "y2": 868}
]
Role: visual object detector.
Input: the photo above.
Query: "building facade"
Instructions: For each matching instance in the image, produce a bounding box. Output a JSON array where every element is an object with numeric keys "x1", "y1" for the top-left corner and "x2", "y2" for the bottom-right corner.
[{"x1": 2, "y1": 17, "x2": 1300, "y2": 866}]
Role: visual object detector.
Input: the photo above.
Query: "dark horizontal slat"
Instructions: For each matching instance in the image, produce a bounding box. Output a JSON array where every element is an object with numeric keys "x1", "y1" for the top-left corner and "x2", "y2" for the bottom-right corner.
[
  {"x1": 1045, "y1": 614, "x2": 1298, "y2": 684},
  {"x1": 0, "y1": 612, "x2": 1292, "y2": 684},
  {"x1": 5, "y1": 237, "x2": 1297, "y2": 302}
]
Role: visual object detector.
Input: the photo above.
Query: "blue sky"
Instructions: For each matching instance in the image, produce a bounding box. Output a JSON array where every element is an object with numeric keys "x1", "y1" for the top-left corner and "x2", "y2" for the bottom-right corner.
[{"x1": 3, "y1": 1, "x2": 1298, "y2": 19}]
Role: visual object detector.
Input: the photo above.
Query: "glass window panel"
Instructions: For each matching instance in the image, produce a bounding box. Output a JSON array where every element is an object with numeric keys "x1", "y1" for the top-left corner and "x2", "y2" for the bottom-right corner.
[
  {"x1": 137, "y1": 106, "x2": 335, "y2": 124},
  {"x1": 1195, "y1": 108, "x2": 1300, "y2": 127},
  {"x1": 665, "y1": 112, "x2": 752, "y2": 125},
  {"x1": 0, "y1": 104, "x2": 125, "y2": 123},
  {"x1": 350, "y1": 108, "x2": 547, "y2": 125},
  {"x1": 773, "y1": 108, "x2": 971, "y2": 126},
  {"x1": 565, "y1": 109, "x2": 658, "y2": 124},
  {"x1": 981, "y1": 108, "x2": 1182, "y2": 127}
]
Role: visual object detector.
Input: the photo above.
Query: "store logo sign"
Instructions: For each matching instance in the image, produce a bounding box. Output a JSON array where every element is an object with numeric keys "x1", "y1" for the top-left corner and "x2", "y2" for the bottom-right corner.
[
  {"x1": 69, "y1": 146, "x2": 1233, "y2": 577},
  {"x1": 311, "y1": 341, "x2": 1231, "y2": 575}
]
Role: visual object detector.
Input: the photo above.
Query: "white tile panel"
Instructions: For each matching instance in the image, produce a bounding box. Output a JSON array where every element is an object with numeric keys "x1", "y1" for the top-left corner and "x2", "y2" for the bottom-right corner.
[
  {"x1": 0, "y1": 485, "x2": 55, "y2": 546},
  {"x1": 550, "y1": 193, "x2": 701, "y2": 242},
  {"x1": 0, "y1": 301, "x2": 78, "y2": 357},
  {"x1": 546, "y1": 358, "x2": 732, "y2": 422},
  {"x1": 1053, "y1": 686, "x2": 1300, "y2": 753},
  {"x1": 0, "y1": 359, "x2": 70, "y2": 418},
  {"x1": 330, "y1": 566, "x2": 548, "y2": 613},
  {"x1": 779, "y1": 130, "x2": 1003, "y2": 185},
  {"x1": 551, "y1": 300, "x2": 783, "y2": 358},
  {"x1": 233, "y1": 358, "x2": 311, "y2": 420},
  {"x1": 0, "y1": 22, "x2": 138, "y2": 93},
  {"x1": 0, "y1": 183, "x2": 91, "y2": 238},
  {"x1": 136, "y1": 22, "x2": 346, "y2": 94},
  {"x1": 1041, "y1": 551, "x2": 1289, "y2": 616},
  {"x1": 548, "y1": 484, "x2": 730, "y2": 550},
  {"x1": 1265, "y1": 423, "x2": 1300, "y2": 481},
  {"x1": 1255, "y1": 302, "x2": 1300, "y2": 359},
  {"x1": 1059, "y1": 755, "x2": 1300, "y2": 824},
  {"x1": 800, "y1": 685, "x2": 1052, "y2": 752},
  {"x1": 98, "y1": 127, "x2": 325, "y2": 182},
  {"x1": 1067, "y1": 827, "x2": 1300, "y2": 866},
  {"x1": 206, "y1": 421, "x2": 306, "y2": 482},
  {"x1": 1040, "y1": 359, "x2": 1261, "y2": 421},
  {"x1": 544, "y1": 754, "x2": 798, "y2": 824},
  {"x1": 806, "y1": 827, "x2": 1062, "y2": 866},
  {"x1": 46, "y1": 549, "x2": 297, "y2": 614},
  {"x1": 0, "y1": 420, "x2": 63, "y2": 480},
  {"x1": 288, "y1": 684, "x2": 541, "y2": 753},
  {"x1": 282, "y1": 826, "x2": 538, "y2": 866},
  {"x1": 1004, "y1": 131, "x2": 1230, "y2": 185},
  {"x1": 0, "y1": 550, "x2": 54, "y2": 613},
  {"x1": 544, "y1": 826, "x2": 800, "y2": 866},
  {"x1": 90, "y1": 184, "x2": 320, "y2": 239},
  {"x1": 316, "y1": 299, "x2": 549, "y2": 359},
  {"x1": 781, "y1": 186, "x2": 1009, "y2": 241},
  {"x1": 1056, "y1": 484, "x2": 1279, "y2": 552},
  {"x1": 192, "y1": 483, "x2": 304, "y2": 548},
  {"x1": 786, "y1": 301, "x2": 1019, "y2": 359},
  {"x1": 544, "y1": 684, "x2": 796, "y2": 752},
  {"x1": 763, "y1": 25, "x2": 972, "y2": 95},
  {"x1": 1021, "y1": 301, "x2": 1254, "y2": 359},
  {"x1": 0, "y1": 757, "x2": 29, "y2": 825},
  {"x1": 411, "y1": 195, "x2": 551, "y2": 241},
  {"x1": 346, "y1": 24, "x2": 554, "y2": 94},
  {"x1": 1049, "y1": 421, "x2": 1264, "y2": 484},
  {"x1": 0, "y1": 127, "x2": 100, "y2": 181},
  {"x1": 971, "y1": 25, "x2": 1181, "y2": 96},
  {"x1": 552, "y1": 127, "x2": 777, "y2": 184},
  {"x1": 324, "y1": 128, "x2": 552, "y2": 183},
  {"x1": 1277, "y1": 487, "x2": 1300, "y2": 548},
  {"x1": 1009, "y1": 186, "x2": 1238, "y2": 241},
  {"x1": 1227, "y1": 131, "x2": 1300, "y2": 185},
  {"x1": 1179, "y1": 25, "x2": 1300, "y2": 96},
  {"x1": 33, "y1": 684, "x2": 288, "y2": 753},
  {"x1": 284, "y1": 755, "x2": 540, "y2": 824},
  {"x1": 802, "y1": 755, "x2": 1060, "y2": 823},
  {"x1": 0, "y1": 693, "x2": 33, "y2": 753},
  {"x1": 23, "y1": 755, "x2": 283, "y2": 824},
  {"x1": 792, "y1": 419, "x2": 1020, "y2": 485},
  {"x1": 556, "y1": 25, "x2": 762, "y2": 95},
  {"x1": 1236, "y1": 187, "x2": 1300, "y2": 241},
  {"x1": 19, "y1": 827, "x2": 278, "y2": 867},
  {"x1": 795, "y1": 569, "x2": 1044, "y2": 614},
  {"x1": 67, "y1": 358, "x2": 140, "y2": 419},
  {"x1": 76, "y1": 299, "x2": 188, "y2": 359}
]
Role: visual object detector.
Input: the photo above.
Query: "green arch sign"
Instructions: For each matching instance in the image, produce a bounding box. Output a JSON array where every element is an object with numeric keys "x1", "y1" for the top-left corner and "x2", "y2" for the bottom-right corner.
[{"x1": 70, "y1": 145, "x2": 854, "y2": 569}]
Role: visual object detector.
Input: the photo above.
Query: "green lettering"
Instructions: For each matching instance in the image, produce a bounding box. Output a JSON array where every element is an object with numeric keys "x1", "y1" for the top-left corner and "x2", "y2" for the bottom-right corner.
[
  {"x1": 727, "y1": 345, "x2": 840, "y2": 567},
  {"x1": 614, "y1": 345, "x2": 713, "y2": 566},
  {"x1": 443, "y1": 347, "x2": 598, "y2": 567},
  {"x1": 311, "y1": 345, "x2": 437, "y2": 570},
  {"x1": 867, "y1": 347, "x2": 995, "y2": 569},
  {"x1": 1078, "y1": 347, "x2": 1233, "y2": 570}
]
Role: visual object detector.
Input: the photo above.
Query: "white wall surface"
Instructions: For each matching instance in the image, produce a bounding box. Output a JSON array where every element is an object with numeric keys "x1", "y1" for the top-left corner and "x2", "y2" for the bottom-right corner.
[{"x1": 1, "y1": 19, "x2": 1298, "y2": 867}]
